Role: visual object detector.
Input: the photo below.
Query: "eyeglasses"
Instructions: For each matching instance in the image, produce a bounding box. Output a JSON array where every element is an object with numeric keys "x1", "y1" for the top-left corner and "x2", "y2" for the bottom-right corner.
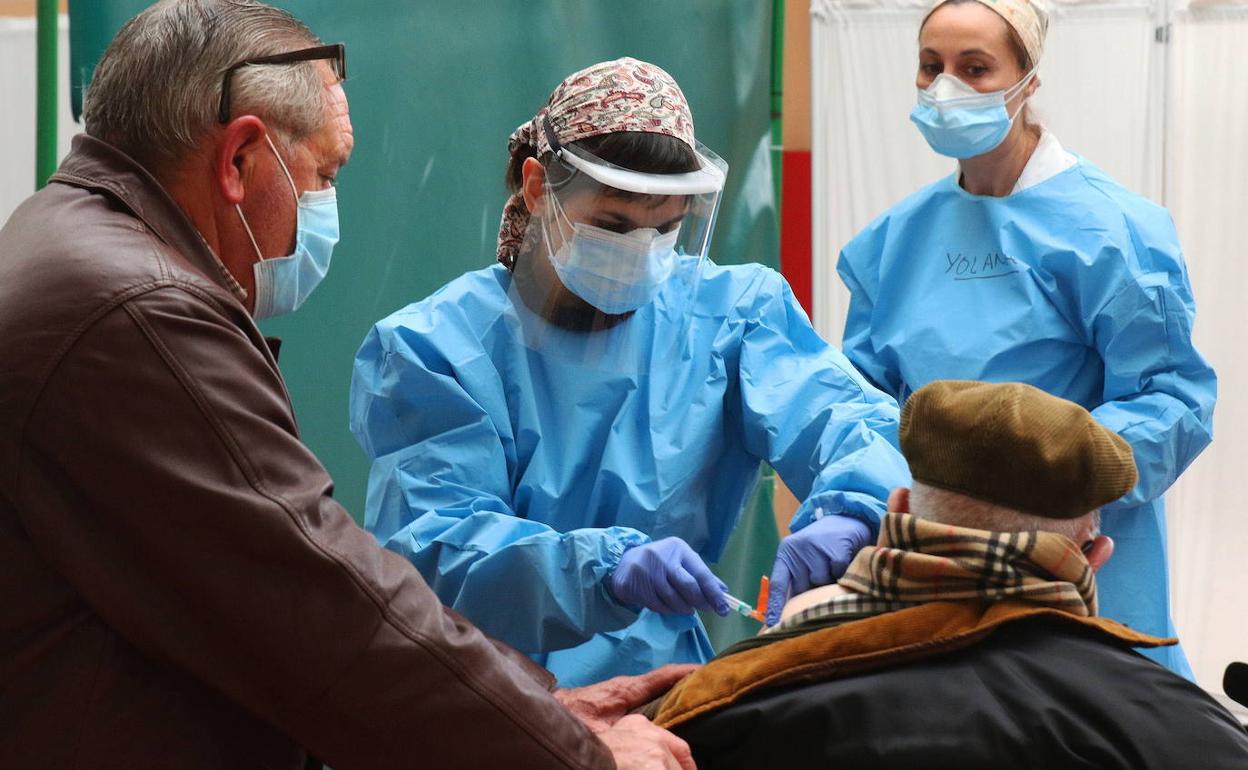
[{"x1": 218, "y1": 43, "x2": 347, "y2": 124}]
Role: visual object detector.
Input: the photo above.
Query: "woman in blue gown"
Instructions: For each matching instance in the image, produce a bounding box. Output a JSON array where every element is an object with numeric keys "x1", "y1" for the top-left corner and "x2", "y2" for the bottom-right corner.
[
  {"x1": 837, "y1": 0, "x2": 1215, "y2": 675},
  {"x1": 350, "y1": 58, "x2": 909, "y2": 686}
]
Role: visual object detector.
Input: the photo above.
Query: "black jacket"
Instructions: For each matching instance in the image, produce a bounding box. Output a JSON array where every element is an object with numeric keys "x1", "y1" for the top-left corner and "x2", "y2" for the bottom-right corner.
[{"x1": 675, "y1": 619, "x2": 1248, "y2": 769}]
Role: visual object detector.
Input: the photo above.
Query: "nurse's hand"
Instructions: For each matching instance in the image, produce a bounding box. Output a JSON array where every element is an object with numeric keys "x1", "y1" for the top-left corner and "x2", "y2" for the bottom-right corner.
[
  {"x1": 610, "y1": 538, "x2": 730, "y2": 616},
  {"x1": 765, "y1": 514, "x2": 872, "y2": 626}
]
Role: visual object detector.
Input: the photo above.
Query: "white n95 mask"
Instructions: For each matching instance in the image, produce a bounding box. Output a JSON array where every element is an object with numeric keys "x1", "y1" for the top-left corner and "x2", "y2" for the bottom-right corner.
[
  {"x1": 910, "y1": 69, "x2": 1037, "y2": 159},
  {"x1": 237, "y1": 134, "x2": 340, "y2": 320},
  {"x1": 549, "y1": 224, "x2": 679, "y2": 315}
]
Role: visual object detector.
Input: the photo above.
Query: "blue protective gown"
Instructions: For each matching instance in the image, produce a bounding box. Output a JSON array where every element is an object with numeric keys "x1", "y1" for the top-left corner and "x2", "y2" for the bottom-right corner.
[
  {"x1": 350, "y1": 260, "x2": 910, "y2": 686},
  {"x1": 837, "y1": 158, "x2": 1216, "y2": 676}
]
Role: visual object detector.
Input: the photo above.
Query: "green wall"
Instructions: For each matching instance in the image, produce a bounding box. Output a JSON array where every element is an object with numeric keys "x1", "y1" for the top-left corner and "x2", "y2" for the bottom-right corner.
[{"x1": 70, "y1": 0, "x2": 779, "y2": 522}]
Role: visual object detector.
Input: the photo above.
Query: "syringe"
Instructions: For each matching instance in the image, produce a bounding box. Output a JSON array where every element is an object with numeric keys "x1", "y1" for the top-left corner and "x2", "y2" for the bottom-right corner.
[
  {"x1": 722, "y1": 593, "x2": 756, "y2": 618},
  {"x1": 715, "y1": 576, "x2": 770, "y2": 622}
]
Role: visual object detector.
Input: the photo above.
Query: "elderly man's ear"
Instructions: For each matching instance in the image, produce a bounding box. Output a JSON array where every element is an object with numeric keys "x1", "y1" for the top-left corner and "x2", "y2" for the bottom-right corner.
[
  {"x1": 1084, "y1": 535, "x2": 1114, "y2": 572},
  {"x1": 214, "y1": 115, "x2": 272, "y2": 205},
  {"x1": 886, "y1": 487, "x2": 910, "y2": 514}
]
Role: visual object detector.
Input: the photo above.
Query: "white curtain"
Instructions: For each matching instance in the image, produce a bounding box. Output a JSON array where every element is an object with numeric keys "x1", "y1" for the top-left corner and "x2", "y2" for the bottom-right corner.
[
  {"x1": 811, "y1": 0, "x2": 946, "y2": 346},
  {"x1": 0, "y1": 16, "x2": 77, "y2": 226},
  {"x1": 812, "y1": 0, "x2": 1248, "y2": 707},
  {"x1": 1164, "y1": 1, "x2": 1248, "y2": 717}
]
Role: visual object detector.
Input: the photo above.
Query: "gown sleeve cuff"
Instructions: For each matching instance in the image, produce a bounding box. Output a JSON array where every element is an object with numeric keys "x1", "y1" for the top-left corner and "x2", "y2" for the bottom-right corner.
[
  {"x1": 791, "y1": 493, "x2": 885, "y2": 541},
  {"x1": 600, "y1": 529, "x2": 651, "y2": 610}
]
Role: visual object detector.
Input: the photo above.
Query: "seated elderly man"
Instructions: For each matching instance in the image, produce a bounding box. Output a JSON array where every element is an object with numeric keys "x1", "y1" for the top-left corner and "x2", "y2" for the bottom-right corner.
[{"x1": 646, "y1": 380, "x2": 1248, "y2": 769}]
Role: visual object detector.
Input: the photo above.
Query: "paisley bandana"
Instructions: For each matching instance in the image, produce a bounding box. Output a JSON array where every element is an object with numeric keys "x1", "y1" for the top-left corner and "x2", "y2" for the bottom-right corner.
[{"x1": 496, "y1": 57, "x2": 696, "y2": 268}]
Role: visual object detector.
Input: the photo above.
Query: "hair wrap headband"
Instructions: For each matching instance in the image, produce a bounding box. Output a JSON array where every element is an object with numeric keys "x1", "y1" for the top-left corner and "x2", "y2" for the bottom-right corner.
[{"x1": 926, "y1": 0, "x2": 1049, "y2": 69}]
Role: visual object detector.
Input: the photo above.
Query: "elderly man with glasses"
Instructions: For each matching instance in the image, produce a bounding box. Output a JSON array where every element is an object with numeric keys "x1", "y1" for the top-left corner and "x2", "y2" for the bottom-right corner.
[{"x1": 0, "y1": 2, "x2": 696, "y2": 769}]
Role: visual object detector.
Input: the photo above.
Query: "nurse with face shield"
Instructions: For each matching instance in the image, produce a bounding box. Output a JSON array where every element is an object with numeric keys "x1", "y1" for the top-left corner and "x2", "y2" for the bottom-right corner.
[
  {"x1": 836, "y1": 0, "x2": 1216, "y2": 675},
  {"x1": 350, "y1": 58, "x2": 909, "y2": 686}
]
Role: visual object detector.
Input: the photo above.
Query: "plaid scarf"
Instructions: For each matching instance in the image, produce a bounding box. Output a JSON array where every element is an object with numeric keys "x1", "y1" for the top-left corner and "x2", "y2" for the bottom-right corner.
[{"x1": 771, "y1": 512, "x2": 1097, "y2": 634}]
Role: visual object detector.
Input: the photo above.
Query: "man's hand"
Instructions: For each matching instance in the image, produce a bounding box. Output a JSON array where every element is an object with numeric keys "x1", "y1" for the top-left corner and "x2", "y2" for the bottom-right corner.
[
  {"x1": 598, "y1": 714, "x2": 696, "y2": 770},
  {"x1": 610, "y1": 538, "x2": 729, "y2": 616},
  {"x1": 765, "y1": 514, "x2": 872, "y2": 625},
  {"x1": 554, "y1": 664, "x2": 697, "y2": 733}
]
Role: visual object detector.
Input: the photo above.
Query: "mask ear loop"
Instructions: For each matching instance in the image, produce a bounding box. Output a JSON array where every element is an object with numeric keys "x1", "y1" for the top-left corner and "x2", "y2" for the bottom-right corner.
[
  {"x1": 235, "y1": 131, "x2": 300, "y2": 264},
  {"x1": 235, "y1": 204, "x2": 264, "y2": 261},
  {"x1": 536, "y1": 113, "x2": 585, "y2": 260},
  {"x1": 264, "y1": 133, "x2": 299, "y2": 201},
  {"x1": 1004, "y1": 67, "x2": 1039, "y2": 121}
]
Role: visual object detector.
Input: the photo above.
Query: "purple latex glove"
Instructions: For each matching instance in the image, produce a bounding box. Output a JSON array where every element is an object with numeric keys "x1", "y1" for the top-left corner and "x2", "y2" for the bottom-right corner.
[
  {"x1": 765, "y1": 514, "x2": 872, "y2": 625},
  {"x1": 609, "y1": 538, "x2": 730, "y2": 616}
]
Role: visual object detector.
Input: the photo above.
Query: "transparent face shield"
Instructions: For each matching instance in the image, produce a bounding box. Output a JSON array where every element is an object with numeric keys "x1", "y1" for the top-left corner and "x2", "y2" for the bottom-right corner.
[{"x1": 506, "y1": 121, "x2": 728, "y2": 373}]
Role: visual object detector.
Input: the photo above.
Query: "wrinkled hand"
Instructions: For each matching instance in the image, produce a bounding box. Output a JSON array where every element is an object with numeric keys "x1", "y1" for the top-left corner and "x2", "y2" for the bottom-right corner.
[
  {"x1": 766, "y1": 514, "x2": 872, "y2": 625},
  {"x1": 610, "y1": 538, "x2": 729, "y2": 616},
  {"x1": 554, "y1": 664, "x2": 698, "y2": 733},
  {"x1": 598, "y1": 714, "x2": 696, "y2": 770}
]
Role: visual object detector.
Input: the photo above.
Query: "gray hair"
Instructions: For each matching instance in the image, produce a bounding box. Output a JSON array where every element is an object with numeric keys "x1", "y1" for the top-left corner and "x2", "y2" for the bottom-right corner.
[
  {"x1": 909, "y1": 482, "x2": 1097, "y2": 543},
  {"x1": 83, "y1": 0, "x2": 326, "y2": 176}
]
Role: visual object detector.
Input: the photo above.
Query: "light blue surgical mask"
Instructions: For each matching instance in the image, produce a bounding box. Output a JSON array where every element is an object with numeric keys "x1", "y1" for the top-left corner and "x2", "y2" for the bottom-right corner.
[
  {"x1": 909, "y1": 69, "x2": 1037, "y2": 159},
  {"x1": 236, "y1": 134, "x2": 340, "y2": 320},
  {"x1": 549, "y1": 223, "x2": 679, "y2": 315}
]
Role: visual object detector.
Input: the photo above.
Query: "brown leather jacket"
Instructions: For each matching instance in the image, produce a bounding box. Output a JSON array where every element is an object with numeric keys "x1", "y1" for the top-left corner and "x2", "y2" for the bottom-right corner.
[{"x1": 0, "y1": 135, "x2": 612, "y2": 770}]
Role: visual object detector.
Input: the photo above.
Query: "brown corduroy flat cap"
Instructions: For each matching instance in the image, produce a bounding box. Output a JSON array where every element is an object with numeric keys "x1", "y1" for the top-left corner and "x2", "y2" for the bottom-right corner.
[{"x1": 900, "y1": 380, "x2": 1137, "y2": 519}]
